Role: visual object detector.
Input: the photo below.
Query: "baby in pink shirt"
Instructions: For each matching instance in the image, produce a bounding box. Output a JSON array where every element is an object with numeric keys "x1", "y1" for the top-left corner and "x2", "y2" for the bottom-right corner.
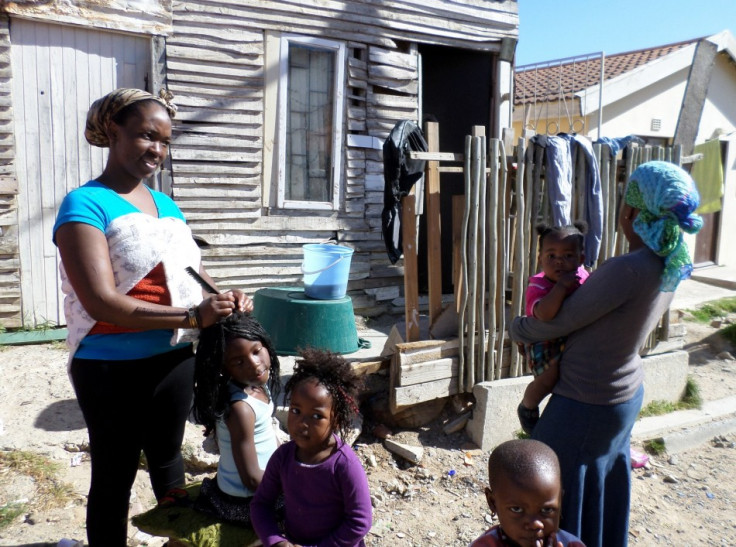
[{"x1": 517, "y1": 222, "x2": 588, "y2": 434}]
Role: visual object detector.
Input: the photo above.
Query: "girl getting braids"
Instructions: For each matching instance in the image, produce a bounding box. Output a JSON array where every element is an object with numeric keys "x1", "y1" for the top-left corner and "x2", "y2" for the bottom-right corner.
[
  {"x1": 191, "y1": 310, "x2": 282, "y2": 527},
  {"x1": 193, "y1": 310, "x2": 281, "y2": 435},
  {"x1": 251, "y1": 348, "x2": 372, "y2": 547}
]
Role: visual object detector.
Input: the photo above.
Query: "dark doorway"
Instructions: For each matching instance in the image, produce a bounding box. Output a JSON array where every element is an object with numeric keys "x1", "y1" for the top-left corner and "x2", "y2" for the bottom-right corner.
[
  {"x1": 418, "y1": 44, "x2": 494, "y2": 294},
  {"x1": 694, "y1": 211, "x2": 719, "y2": 266}
]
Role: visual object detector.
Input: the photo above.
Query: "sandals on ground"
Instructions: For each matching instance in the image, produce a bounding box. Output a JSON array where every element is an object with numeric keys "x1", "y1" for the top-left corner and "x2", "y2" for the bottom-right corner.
[{"x1": 158, "y1": 487, "x2": 192, "y2": 508}]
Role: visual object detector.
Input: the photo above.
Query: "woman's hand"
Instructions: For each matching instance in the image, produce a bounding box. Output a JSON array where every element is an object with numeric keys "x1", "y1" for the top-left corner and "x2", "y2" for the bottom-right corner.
[
  {"x1": 195, "y1": 290, "x2": 254, "y2": 328},
  {"x1": 228, "y1": 289, "x2": 254, "y2": 313},
  {"x1": 196, "y1": 293, "x2": 240, "y2": 328}
]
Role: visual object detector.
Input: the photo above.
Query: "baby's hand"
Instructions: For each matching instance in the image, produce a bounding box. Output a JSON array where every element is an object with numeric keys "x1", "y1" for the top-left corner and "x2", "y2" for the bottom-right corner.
[
  {"x1": 557, "y1": 270, "x2": 582, "y2": 292},
  {"x1": 539, "y1": 531, "x2": 563, "y2": 547},
  {"x1": 516, "y1": 342, "x2": 527, "y2": 357}
]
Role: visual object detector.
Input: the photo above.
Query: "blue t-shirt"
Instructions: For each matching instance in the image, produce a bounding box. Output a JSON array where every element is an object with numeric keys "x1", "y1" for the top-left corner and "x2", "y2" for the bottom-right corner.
[{"x1": 53, "y1": 180, "x2": 190, "y2": 360}]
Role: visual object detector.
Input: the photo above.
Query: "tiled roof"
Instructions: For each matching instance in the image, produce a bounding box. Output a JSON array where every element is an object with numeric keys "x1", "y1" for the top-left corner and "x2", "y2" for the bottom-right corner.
[{"x1": 515, "y1": 39, "x2": 699, "y2": 105}]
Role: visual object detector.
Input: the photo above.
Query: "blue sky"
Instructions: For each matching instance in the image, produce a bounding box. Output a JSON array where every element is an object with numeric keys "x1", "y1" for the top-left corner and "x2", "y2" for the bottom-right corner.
[{"x1": 516, "y1": 0, "x2": 736, "y2": 66}]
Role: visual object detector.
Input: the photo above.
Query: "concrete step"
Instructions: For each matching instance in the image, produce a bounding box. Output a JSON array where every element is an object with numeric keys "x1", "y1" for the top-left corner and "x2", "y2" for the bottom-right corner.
[
  {"x1": 689, "y1": 265, "x2": 736, "y2": 291},
  {"x1": 632, "y1": 395, "x2": 736, "y2": 453}
]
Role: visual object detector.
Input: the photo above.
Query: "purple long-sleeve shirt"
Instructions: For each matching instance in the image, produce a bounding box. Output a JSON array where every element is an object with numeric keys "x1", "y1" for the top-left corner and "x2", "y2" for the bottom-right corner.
[{"x1": 251, "y1": 436, "x2": 372, "y2": 547}]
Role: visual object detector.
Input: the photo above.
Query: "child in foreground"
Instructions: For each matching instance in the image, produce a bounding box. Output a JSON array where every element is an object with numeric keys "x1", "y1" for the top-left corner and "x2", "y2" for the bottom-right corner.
[
  {"x1": 251, "y1": 348, "x2": 372, "y2": 547},
  {"x1": 517, "y1": 222, "x2": 589, "y2": 434},
  {"x1": 190, "y1": 311, "x2": 282, "y2": 526},
  {"x1": 472, "y1": 439, "x2": 585, "y2": 547}
]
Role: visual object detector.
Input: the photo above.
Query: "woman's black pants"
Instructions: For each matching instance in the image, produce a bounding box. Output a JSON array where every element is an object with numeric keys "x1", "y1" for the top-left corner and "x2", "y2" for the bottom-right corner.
[{"x1": 70, "y1": 345, "x2": 194, "y2": 546}]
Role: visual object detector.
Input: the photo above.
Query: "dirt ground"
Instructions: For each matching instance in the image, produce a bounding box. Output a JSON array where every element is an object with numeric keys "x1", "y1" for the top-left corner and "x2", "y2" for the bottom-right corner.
[{"x1": 1, "y1": 315, "x2": 735, "y2": 547}]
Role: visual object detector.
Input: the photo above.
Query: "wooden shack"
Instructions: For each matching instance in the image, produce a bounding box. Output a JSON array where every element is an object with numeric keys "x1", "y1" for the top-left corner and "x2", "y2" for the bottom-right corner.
[{"x1": 0, "y1": 0, "x2": 518, "y2": 328}]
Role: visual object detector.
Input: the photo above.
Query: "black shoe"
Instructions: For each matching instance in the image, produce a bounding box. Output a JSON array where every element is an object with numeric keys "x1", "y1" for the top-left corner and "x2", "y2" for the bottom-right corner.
[{"x1": 517, "y1": 403, "x2": 540, "y2": 435}]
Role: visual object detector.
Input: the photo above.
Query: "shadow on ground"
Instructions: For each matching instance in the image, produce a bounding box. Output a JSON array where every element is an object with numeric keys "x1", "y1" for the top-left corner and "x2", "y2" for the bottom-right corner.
[{"x1": 34, "y1": 399, "x2": 86, "y2": 432}]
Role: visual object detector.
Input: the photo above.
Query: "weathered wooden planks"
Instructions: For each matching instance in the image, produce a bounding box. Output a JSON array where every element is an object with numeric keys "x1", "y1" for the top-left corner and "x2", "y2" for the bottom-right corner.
[
  {"x1": 1, "y1": 1, "x2": 519, "y2": 325},
  {"x1": 0, "y1": 17, "x2": 21, "y2": 327}
]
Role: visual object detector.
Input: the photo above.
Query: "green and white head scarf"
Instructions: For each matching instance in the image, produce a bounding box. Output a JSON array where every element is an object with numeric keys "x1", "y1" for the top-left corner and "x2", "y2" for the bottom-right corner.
[{"x1": 625, "y1": 161, "x2": 703, "y2": 292}]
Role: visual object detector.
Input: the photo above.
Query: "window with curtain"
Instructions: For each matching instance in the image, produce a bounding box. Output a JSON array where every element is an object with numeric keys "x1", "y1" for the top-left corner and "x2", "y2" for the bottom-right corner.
[{"x1": 277, "y1": 36, "x2": 345, "y2": 210}]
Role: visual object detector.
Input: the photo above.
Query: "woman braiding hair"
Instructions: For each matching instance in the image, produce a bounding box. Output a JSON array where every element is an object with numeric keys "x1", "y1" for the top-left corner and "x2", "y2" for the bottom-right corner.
[{"x1": 54, "y1": 87, "x2": 252, "y2": 546}]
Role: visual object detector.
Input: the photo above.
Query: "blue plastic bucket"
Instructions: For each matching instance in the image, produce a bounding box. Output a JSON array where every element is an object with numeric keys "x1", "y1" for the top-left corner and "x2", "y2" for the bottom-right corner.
[{"x1": 302, "y1": 243, "x2": 354, "y2": 299}]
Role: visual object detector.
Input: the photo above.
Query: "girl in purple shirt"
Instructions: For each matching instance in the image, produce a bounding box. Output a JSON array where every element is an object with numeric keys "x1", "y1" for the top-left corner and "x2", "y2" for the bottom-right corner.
[{"x1": 251, "y1": 348, "x2": 372, "y2": 547}]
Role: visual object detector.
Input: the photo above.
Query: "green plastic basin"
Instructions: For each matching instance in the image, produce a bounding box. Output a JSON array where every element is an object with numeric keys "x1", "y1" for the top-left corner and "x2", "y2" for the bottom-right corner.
[{"x1": 252, "y1": 287, "x2": 359, "y2": 355}]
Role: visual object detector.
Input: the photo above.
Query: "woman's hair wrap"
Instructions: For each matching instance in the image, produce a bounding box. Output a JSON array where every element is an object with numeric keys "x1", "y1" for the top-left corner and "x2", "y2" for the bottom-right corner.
[
  {"x1": 625, "y1": 161, "x2": 703, "y2": 292},
  {"x1": 84, "y1": 88, "x2": 177, "y2": 147}
]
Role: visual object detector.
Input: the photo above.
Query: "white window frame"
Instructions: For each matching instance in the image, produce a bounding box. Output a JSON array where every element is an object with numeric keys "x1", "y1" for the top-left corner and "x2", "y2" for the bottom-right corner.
[{"x1": 276, "y1": 35, "x2": 346, "y2": 211}]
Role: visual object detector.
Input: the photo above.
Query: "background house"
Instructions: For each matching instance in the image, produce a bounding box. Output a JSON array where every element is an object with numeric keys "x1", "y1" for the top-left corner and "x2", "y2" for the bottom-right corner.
[
  {"x1": 512, "y1": 30, "x2": 736, "y2": 272},
  {"x1": 0, "y1": 0, "x2": 519, "y2": 329}
]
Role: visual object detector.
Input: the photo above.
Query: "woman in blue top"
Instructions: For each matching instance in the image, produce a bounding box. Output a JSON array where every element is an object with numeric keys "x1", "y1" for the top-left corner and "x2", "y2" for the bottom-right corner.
[{"x1": 53, "y1": 88, "x2": 252, "y2": 546}]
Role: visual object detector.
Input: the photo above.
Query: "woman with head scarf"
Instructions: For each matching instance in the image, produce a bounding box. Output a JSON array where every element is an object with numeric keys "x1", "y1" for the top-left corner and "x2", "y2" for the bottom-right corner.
[
  {"x1": 53, "y1": 88, "x2": 253, "y2": 546},
  {"x1": 510, "y1": 161, "x2": 702, "y2": 547}
]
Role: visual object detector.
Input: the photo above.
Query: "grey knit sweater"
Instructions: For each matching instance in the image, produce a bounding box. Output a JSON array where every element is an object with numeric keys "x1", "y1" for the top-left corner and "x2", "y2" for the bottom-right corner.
[{"x1": 510, "y1": 247, "x2": 674, "y2": 405}]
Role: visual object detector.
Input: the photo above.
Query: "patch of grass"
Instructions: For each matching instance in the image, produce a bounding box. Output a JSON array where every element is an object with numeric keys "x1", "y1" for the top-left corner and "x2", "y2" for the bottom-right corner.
[
  {"x1": 644, "y1": 438, "x2": 666, "y2": 456},
  {"x1": 639, "y1": 378, "x2": 702, "y2": 417},
  {"x1": 49, "y1": 340, "x2": 67, "y2": 351},
  {"x1": 0, "y1": 502, "x2": 26, "y2": 529},
  {"x1": 0, "y1": 450, "x2": 78, "y2": 518},
  {"x1": 0, "y1": 450, "x2": 60, "y2": 480},
  {"x1": 679, "y1": 377, "x2": 702, "y2": 410},
  {"x1": 14, "y1": 316, "x2": 56, "y2": 332},
  {"x1": 639, "y1": 400, "x2": 677, "y2": 417},
  {"x1": 687, "y1": 297, "x2": 736, "y2": 323},
  {"x1": 515, "y1": 430, "x2": 531, "y2": 440},
  {"x1": 721, "y1": 323, "x2": 736, "y2": 347}
]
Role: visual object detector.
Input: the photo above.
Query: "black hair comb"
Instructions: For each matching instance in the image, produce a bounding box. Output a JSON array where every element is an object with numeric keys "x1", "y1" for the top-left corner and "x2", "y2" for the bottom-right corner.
[{"x1": 185, "y1": 266, "x2": 219, "y2": 295}]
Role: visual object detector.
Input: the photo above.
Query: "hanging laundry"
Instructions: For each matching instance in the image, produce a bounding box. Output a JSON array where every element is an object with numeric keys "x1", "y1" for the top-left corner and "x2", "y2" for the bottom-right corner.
[
  {"x1": 571, "y1": 134, "x2": 603, "y2": 267},
  {"x1": 381, "y1": 120, "x2": 428, "y2": 264},
  {"x1": 595, "y1": 135, "x2": 644, "y2": 158},
  {"x1": 530, "y1": 134, "x2": 603, "y2": 267},
  {"x1": 691, "y1": 139, "x2": 723, "y2": 214},
  {"x1": 532, "y1": 134, "x2": 574, "y2": 225}
]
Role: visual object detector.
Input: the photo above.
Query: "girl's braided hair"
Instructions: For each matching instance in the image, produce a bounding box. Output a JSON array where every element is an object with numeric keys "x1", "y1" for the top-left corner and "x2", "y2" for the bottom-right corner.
[
  {"x1": 536, "y1": 220, "x2": 588, "y2": 252},
  {"x1": 284, "y1": 348, "x2": 362, "y2": 440},
  {"x1": 192, "y1": 311, "x2": 280, "y2": 435}
]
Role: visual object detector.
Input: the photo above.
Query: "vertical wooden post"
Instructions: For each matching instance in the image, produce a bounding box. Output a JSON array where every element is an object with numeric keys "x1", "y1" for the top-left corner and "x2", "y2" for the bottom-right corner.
[
  {"x1": 402, "y1": 194, "x2": 420, "y2": 342},
  {"x1": 452, "y1": 195, "x2": 464, "y2": 311},
  {"x1": 458, "y1": 136, "x2": 473, "y2": 390},
  {"x1": 473, "y1": 128, "x2": 487, "y2": 382},
  {"x1": 510, "y1": 138, "x2": 526, "y2": 377},
  {"x1": 424, "y1": 121, "x2": 443, "y2": 326},
  {"x1": 467, "y1": 135, "x2": 483, "y2": 389},
  {"x1": 487, "y1": 139, "x2": 499, "y2": 379}
]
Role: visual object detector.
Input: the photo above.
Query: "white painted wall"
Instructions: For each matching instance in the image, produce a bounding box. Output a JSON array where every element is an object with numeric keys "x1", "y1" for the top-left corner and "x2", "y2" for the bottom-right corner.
[
  {"x1": 587, "y1": 70, "x2": 687, "y2": 140},
  {"x1": 11, "y1": 19, "x2": 149, "y2": 326},
  {"x1": 716, "y1": 136, "x2": 736, "y2": 266},
  {"x1": 697, "y1": 54, "x2": 736, "y2": 142},
  {"x1": 692, "y1": 54, "x2": 736, "y2": 267}
]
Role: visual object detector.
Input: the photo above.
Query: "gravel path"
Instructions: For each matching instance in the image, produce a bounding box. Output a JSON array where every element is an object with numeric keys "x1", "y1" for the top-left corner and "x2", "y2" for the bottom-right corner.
[{"x1": 0, "y1": 315, "x2": 734, "y2": 546}]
